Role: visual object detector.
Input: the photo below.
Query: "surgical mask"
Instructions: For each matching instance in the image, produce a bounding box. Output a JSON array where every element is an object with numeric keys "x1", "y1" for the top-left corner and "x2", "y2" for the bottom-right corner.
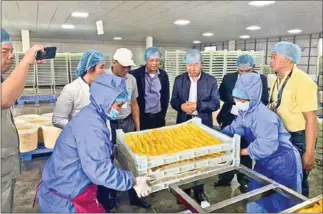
[
  {"x1": 106, "y1": 108, "x2": 120, "y2": 120},
  {"x1": 236, "y1": 101, "x2": 250, "y2": 112}
]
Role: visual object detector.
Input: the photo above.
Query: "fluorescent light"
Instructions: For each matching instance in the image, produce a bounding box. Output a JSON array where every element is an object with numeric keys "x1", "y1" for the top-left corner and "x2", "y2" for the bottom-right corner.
[
  {"x1": 248, "y1": 1, "x2": 275, "y2": 7},
  {"x1": 246, "y1": 25, "x2": 261, "y2": 31},
  {"x1": 174, "y1": 20, "x2": 190, "y2": 26},
  {"x1": 240, "y1": 35, "x2": 251, "y2": 39},
  {"x1": 193, "y1": 40, "x2": 201, "y2": 44},
  {"x1": 71, "y1": 12, "x2": 89, "y2": 18},
  {"x1": 202, "y1": 32, "x2": 214, "y2": 37},
  {"x1": 113, "y1": 37, "x2": 122, "y2": 40},
  {"x1": 61, "y1": 24, "x2": 75, "y2": 29},
  {"x1": 288, "y1": 29, "x2": 302, "y2": 34}
]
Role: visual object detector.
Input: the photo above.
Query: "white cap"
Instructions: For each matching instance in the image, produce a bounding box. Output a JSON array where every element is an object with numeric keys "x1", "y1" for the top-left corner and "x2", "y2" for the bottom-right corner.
[{"x1": 113, "y1": 48, "x2": 136, "y2": 66}]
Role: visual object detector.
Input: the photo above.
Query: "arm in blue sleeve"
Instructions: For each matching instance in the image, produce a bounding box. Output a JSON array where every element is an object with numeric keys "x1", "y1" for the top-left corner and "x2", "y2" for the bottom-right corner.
[
  {"x1": 77, "y1": 125, "x2": 134, "y2": 191},
  {"x1": 247, "y1": 120, "x2": 279, "y2": 160},
  {"x1": 197, "y1": 79, "x2": 220, "y2": 113},
  {"x1": 222, "y1": 116, "x2": 245, "y2": 137}
]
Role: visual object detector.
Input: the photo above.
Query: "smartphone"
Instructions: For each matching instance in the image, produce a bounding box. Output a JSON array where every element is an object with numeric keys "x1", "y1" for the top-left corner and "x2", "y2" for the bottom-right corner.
[{"x1": 36, "y1": 47, "x2": 57, "y2": 60}]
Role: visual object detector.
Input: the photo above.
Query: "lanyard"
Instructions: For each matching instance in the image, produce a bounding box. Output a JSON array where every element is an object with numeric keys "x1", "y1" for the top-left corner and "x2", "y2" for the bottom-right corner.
[{"x1": 269, "y1": 69, "x2": 293, "y2": 112}]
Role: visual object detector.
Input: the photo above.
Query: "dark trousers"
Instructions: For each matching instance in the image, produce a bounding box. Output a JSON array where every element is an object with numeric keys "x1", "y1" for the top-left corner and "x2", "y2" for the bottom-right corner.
[
  {"x1": 140, "y1": 112, "x2": 166, "y2": 130},
  {"x1": 289, "y1": 130, "x2": 309, "y2": 197},
  {"x1": 218, "y1": 137, "x2": 252, "y2": 185},
  {"x1": 97, "y1": 115, "x2": 138, "y2": 211},
  {"x1": 184, "y1": 185, "x2": 204, "y2": 197}
]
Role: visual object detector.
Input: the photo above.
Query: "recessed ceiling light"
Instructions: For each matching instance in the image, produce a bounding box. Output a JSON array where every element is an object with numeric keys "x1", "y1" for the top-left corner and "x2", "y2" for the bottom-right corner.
[
  {"x1": 248, "y1": 1, "x2": 275, "y2": 7},
  {"x1": 246, "y1": 25, "x2": 261, "y2": 31},
  {"x1": 174, "y1": 19, "x2": 190, "y2": 26},
  {"x1": 193, "y1": 40, "x2": 201, "y2": 44},
  {"x1": 202, "y1": 32, "x2": 214, "y2": 37},
  {"x1": 288, "y1": 29, "x2": 302, "y2": 34},
  {"x1": 113, "y1": 37, "x2": 122, "y2": 40},
  {"x1": 61, "y1": 24, "x2": 75, "y2": 29},
  {"x1": 71, "y1": 12, "x2": 89, "y2": 18},
  {"x1": 240, "y1": 35, "x2": 251, "y2": 39}
]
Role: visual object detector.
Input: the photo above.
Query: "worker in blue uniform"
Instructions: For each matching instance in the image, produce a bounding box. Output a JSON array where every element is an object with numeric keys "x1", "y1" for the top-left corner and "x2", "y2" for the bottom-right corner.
[
  {"x1": 222, "y1": 73, "x2": 303, "y2": 213},
  {"x1": 37, "y1": 73, "x2": 151, "y2": 213}
]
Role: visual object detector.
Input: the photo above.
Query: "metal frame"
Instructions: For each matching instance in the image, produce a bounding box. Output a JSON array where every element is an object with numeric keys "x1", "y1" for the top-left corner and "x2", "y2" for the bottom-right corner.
[
  {"x1": 280, "y1": 194, "x2": 322, "y2": 213},
  {"x1": 169, "y1": 165, "x2": 308, "y2": 213}
]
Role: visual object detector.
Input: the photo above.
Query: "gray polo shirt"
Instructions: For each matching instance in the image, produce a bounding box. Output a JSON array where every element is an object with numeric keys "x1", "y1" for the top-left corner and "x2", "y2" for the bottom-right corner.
[{"x1": 107, "y1": 68, "x2": 139, "y2": 119}]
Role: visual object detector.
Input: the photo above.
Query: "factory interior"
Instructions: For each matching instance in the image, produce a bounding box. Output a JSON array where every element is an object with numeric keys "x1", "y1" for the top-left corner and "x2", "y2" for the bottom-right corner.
[{"x1": 1, "y1": 1, "x2": 323, "y2": 213}]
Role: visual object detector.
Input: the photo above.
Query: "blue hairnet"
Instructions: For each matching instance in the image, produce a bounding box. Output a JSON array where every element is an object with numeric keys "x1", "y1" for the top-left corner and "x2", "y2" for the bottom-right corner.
[
  {"x1": 232, "y1": 87, "x2": 250, "y2": 100},
  {"x1": 237, "y1": 54, "x2": 255, "y2": 69},
  {"x1": 272, "y1": 41, "x2": 301, "y2": 64},
  {"x1": 1, "y1": 28, "x2": 12, "y2": 45},
  {"x1": 144, "y1": 47, "x2": 161, "y2": 61},
  {"x1": 184, "y1": 49, "x2": 202, "y2": 64},
  {"x1": 115, "y1": 90, "x2": 129, "y2": 103},
  {"x1": 76, "y1": 50, "x2": 105, "y2": 77}
]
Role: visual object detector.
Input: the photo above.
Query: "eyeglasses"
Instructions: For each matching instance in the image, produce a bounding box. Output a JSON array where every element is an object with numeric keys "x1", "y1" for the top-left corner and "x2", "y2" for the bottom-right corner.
[
  {"x1": 117, "y1": 63, "x2": 131, "y2": 71},
  {"x1": 121, "y1": 65, "x2": 131, "y2": 70}
]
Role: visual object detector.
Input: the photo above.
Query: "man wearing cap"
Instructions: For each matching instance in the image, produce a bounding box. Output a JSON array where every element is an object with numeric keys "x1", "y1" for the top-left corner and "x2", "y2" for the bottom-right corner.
[
  {"x1": 269, "y1": 41, "x2": 318, "y2": 197},
  {"x1": 99, "y1": 48, "x2": 151, "y2": 209},
  {"x1": 1, "y1": 28, "x2": 45, "y2": 212},
  {"x1": 131, "y1": 47, "x2": 170, "y2": 130},
  {"x1": 171, "y1": 49, "x2": 220, "y2": 205},
  {"x1": 214, "y1": 54, "x2": 269, "y2": 192}
]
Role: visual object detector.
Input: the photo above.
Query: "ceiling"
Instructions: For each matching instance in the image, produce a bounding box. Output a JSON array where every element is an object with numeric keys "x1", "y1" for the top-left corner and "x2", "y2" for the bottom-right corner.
[{"x1": 1, "y1": 1, "x2": 322, "y2": 44}]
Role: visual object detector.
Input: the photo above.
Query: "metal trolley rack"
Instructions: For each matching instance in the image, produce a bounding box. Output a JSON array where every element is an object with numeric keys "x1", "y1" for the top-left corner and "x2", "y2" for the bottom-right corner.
[
  {"x1": 168, "y1": 165, "x2": 309, "y2": 213},
  {"x1": 281, "y1": 194, "x2": 322, "y2": 213}
]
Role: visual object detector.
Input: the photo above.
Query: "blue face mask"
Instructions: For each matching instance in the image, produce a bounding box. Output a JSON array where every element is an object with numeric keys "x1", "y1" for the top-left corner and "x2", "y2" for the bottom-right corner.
[{"x1": 106, "y1": 108, "x2": 120, "y2": 120}]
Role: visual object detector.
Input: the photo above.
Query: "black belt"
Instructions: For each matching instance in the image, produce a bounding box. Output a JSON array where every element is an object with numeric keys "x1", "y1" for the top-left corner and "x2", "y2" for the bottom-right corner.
[
  {"x1": 289, "y1": 130, "x2": 305, "y2": 137},
  {"x1": 144, "y1": 112, "x2": 160, "y2": 118},
  {"x1": 187, "y1": 114, "x2": 199, "y2": 120}
]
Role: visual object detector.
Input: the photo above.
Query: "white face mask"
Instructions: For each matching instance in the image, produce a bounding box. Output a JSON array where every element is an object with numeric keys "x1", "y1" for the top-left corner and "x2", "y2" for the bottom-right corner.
[{"x1": 236, "y1": 101, "x2": 250, "y2": 112}]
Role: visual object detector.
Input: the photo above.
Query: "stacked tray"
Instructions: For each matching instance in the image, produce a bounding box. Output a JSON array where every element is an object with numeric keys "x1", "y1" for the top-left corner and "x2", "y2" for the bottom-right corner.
[{"x1": 116, "y1": 118, "x2": 240, "y2": 192}]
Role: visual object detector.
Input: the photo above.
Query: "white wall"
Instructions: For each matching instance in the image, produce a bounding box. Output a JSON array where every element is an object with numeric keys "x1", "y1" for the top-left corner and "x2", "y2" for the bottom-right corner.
[{"x1": 11, "y1": 38, "x2": 191, "y2": 66}]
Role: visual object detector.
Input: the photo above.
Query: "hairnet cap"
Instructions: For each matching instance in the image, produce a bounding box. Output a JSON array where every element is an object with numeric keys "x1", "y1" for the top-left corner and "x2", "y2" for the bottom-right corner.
[
  {"x1": 237, "y1": 54, "x2": 255, "y2": 69},
  {"x1": 115, "y1": 90, "x2": 130, "y2": 103},
  {"x1": 272, "y1": 41, "x2": 301, "y2": 64},
  {"x1": 184, "y1": 49, "x2": 202, "y2": 64},
  {"x1": 144, "y1": 47, "x2": 162, "y2": 61},
  {"x1": 76, "y1": 50, "x2": 105, "y2": 77},
  {"x1": 232, "y1": 88, "x2": 250, "y2": 100},
  {"x1": 1, "y1": 28, "x2": 12, "y2": 45}
]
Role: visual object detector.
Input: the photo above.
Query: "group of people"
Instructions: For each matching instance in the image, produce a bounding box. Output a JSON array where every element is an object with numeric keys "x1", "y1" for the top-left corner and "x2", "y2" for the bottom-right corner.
[{"x1": 1, "y1": 26, "x2": 318, "y2": 213}]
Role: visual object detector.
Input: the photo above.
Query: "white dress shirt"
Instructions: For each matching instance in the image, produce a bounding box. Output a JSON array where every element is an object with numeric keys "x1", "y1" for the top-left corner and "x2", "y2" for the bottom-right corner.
[{"x1": 188, "y1": 73, "x2": 201, "y2": 116}]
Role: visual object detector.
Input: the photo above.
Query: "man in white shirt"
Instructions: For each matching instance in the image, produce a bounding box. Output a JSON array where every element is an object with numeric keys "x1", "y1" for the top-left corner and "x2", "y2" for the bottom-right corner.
[
  {"x1": 98, "y1": 48, "x2": 151, "y2": 209},
  {"x1": 171, "y1": 49, "x2": 220, "y2": 205}
]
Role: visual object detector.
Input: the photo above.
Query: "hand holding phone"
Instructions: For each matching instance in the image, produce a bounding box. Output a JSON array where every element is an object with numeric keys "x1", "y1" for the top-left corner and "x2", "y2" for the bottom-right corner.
[
  {"x1": 36, "y1": 47, "x2": 57, "y2": 60},
  {"x1": 22, "y1": 44, "x2": 47, "y2": 65}
]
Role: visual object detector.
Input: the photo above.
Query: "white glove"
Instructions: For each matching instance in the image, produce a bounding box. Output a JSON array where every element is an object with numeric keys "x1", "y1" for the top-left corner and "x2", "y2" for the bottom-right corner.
[
  {"x1": 133, "y1": 176, "x2": 152, "y2": 198},
  {"x1": 230, "y1": 105, "x2": 239, "y2": 116}
]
